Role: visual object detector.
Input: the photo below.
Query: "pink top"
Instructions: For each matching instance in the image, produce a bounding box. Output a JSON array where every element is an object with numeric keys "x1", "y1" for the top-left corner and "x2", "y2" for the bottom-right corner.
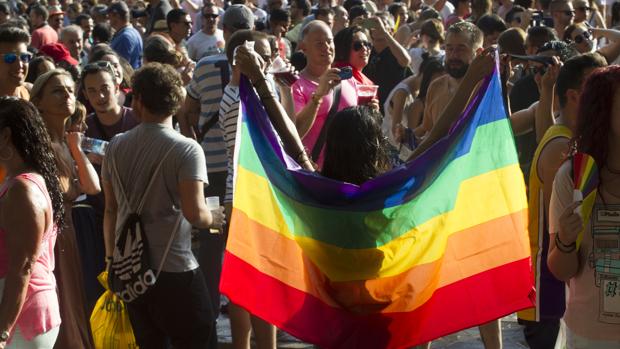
[
  {"x1": 292, "y1": 75, "x2": 358, "y2": 168},
  {"x1": 0, "y1": 173, "x2": 60, "y2": 341},
  {"x1": 31, "y1": 24, "x2": 58, "y2": 50}
]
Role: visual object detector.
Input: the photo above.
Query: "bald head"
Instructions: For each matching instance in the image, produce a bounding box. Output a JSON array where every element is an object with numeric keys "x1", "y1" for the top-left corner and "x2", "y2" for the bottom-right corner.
[
  {"x1": 300, "y1": 20, "x2": 332, "y2": 43},
  {"x1": 299, "y1": 20, "x2": 334, "y2": 68}
]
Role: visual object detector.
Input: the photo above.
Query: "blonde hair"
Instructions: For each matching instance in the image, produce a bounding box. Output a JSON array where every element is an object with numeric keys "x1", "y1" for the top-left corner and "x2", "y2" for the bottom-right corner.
[{"x1": 30, "y1": 69, "x2": 74, "y2": 107}]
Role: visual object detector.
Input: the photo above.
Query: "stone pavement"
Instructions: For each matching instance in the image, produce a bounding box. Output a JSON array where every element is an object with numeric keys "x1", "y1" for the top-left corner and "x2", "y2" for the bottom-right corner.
[{"x1": 216, "y1": 313, "x2": 529, "y2": 348}]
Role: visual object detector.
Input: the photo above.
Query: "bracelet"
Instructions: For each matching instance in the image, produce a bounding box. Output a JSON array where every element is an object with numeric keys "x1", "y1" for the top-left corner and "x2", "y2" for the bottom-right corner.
[
  {"x1": 555, "y1": 234, "x2": 576, "y2": 253},
  {"x1": 310, "y1": 92, "x2": 323, "y2": 105},
  {"x1": 295, "y1": 149, "x2": 309, "y2": 163}
]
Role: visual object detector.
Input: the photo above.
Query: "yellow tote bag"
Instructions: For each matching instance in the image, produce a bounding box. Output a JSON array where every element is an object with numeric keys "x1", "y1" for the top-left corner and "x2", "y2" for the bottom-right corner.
[{"x1": 90, "y1": 272, "x2": 138, "y2": 349}]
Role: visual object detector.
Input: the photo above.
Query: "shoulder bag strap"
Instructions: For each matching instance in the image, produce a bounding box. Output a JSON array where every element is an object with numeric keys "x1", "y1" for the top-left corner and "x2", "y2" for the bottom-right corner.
[{"x1": 311, "y1": 84, "x2": 341, "y2": 162}]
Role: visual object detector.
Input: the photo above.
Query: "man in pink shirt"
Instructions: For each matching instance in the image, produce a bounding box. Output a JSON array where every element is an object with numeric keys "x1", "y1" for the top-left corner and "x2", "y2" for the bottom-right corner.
[
  {"x1": 30, "y1": 5, "x2": 58, "y2": 49},
  {"x1": 292, "y1": 20, "x2": 360, "y2": 168}
]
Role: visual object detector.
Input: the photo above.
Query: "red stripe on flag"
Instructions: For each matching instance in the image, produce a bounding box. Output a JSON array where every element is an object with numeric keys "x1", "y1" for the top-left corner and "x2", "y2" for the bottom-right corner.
[{"x1": 220, "y1": 252, "x2": 534, "y2": 349}]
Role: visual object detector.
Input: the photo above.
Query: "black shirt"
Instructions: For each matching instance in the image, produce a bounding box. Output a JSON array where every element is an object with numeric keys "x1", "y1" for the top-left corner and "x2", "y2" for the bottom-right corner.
[
  {"x1": 362, "y1": 47, "x2": 412, "y2": 111},
  {"x1": 510, "y1": 74, "x2": 540, "y2": 186}
]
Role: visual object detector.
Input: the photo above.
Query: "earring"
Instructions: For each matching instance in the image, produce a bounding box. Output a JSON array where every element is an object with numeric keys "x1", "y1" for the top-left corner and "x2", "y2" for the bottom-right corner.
[{"x1": 0, "y1": 147, "x2": 14, "y2": 161}]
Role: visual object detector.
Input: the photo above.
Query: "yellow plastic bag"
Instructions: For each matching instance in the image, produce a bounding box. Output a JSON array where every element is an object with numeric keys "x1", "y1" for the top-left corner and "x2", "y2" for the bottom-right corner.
[{"x1": 90, "y1": 271, "x2": 138, "y2": 349}]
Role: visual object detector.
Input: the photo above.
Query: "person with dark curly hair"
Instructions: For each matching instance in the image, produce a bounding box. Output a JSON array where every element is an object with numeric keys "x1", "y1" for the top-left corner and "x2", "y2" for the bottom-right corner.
[
  {"x1": 0, "y1": 97, "x2": 64, "y2": 348},
  {"x1": 548, "y1": 65, "x2": 620, "y2": 348}
]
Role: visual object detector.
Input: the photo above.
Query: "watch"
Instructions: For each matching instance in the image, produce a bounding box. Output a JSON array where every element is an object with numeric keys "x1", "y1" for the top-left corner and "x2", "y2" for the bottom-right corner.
[{"x1": 0, "y1": 330, "x2": 9, "y2": 342}]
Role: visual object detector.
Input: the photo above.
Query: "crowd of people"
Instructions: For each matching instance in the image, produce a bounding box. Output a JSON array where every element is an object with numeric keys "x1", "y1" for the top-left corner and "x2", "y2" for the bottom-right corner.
[{"x1": 0, "y1": 0, "x2": 618, "y2": 347}]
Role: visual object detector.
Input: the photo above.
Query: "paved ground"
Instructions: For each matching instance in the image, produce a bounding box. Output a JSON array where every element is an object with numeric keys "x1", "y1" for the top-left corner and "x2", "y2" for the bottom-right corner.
[{"x1": 215, "y1": 313, "x2": 529, "y2": 348}]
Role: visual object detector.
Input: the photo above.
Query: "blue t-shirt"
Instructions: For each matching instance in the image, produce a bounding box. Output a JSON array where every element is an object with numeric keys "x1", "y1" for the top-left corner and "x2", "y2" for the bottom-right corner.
[{"x1": 111, "y1": 25, "x2": 143, "y2": 69}]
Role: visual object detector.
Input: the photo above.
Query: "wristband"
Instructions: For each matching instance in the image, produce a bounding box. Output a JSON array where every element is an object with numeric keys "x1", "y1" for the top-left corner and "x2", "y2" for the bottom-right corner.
[{"x1": 555, "y1": 234, "x2": 576, "y2": 253}]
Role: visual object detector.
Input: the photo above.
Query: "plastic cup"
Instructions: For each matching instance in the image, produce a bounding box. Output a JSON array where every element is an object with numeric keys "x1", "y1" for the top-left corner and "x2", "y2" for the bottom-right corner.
[
  {"x1": 357, "y1": 85, "x2": 379, "y2": 105},
  {"x1": 268, "y1": 56, "x2": 299, "y2": 86},
  {"x1": 205, "y1": 196, "x2": 221, "y2": 234}
]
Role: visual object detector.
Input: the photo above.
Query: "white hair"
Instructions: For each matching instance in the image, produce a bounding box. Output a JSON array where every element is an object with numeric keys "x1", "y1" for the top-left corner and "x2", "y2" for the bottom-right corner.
[{"x1": 60, "y1": 25, "x2": 84, "y2": 42}]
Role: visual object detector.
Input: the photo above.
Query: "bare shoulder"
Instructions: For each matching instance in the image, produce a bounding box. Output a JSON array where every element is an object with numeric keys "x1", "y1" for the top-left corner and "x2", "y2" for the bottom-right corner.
[
  {"x1": 0, "y1": 177, "x2": 47, "y2": 220},
  {"x1": 538, "y1": 136, "x2": 571, "y2": 182},
  {"x1": 428, "y1": 74, "x2": 450, "y2": 91}
]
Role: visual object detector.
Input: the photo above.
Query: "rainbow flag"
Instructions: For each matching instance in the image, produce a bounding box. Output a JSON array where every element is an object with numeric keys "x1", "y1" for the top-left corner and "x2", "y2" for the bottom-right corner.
[{"x1": 220, "y1": 69, "x2": 534, "y2": 348}]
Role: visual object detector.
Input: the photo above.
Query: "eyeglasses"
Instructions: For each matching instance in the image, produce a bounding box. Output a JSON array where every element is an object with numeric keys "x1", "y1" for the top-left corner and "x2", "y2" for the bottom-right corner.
[
  {"x1": 203, "y1": 13, "x2": 219, "y2": 20},
  {"x1": 352, "y1": 40, "x2": 372, "y2": 51},
  {"x1": 1, "y1": 52, "x2": 33, "y2": 64},
  {"x1": 569, "y1": 30, "x2": 591, "y2": 44}
]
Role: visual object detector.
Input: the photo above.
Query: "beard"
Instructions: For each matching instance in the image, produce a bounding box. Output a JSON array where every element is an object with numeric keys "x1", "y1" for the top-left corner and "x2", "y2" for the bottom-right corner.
[{"x1": 445, "y1": 59, "x2": 469, "y2": 79}]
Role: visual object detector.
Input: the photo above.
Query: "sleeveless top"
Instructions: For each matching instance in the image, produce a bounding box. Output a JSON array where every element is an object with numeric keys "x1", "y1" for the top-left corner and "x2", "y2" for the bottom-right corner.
[
  {"x1": 518, "y1": 124, "x2": 572, "y2": 322},
  {"x1": 0, "y1": 173, "x2": 60, "y2": 341},
  {"x1": 383, "y1": 82, "x2": 414, "y2": 148}
]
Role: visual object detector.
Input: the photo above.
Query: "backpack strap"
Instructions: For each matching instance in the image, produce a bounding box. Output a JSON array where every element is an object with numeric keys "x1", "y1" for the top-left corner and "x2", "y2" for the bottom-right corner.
[
  {"x1": 311, "y1": 84, "x2": 341, "y2": 162},
  {"x1": 154, "y1": 213, "x2": 183, "y2": 277},
  {"x1": 111, "y1": 144, "x2": 176, "y2": 214}
]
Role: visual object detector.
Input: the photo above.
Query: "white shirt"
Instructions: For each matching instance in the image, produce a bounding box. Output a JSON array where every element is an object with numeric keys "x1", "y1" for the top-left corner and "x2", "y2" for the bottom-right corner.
[
  {"x1": 186, "y1": 29, "x2": 225, "y2": 61},
  {"x1": 440, "y1": 1, "x2": 454, "y2": 20}
]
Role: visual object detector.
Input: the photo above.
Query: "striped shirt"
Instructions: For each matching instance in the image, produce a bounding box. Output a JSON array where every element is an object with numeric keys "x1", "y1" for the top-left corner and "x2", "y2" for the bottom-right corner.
[
  {"x1": 220, "y1": 84, "x2": 240, "y2": 203},
  {"x1": 186, "y1": 53, "x2": 229, "y2": 173}
]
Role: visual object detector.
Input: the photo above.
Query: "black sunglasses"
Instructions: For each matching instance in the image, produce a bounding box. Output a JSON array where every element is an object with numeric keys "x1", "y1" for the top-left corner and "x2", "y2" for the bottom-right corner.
[
  {"x1": 203, "y1": 13, "x2": 219, "y2": 19},
  {"x1": 529, "y1": 65, "x2": 547, "y2": 76},
  {"x1": 1, "y1": 52, "x2": 32, "y2": 64},
  {"x1": 569, "y1": 30, "x2": 591, "y2": 44},
  {"x1": 352, "y1": 40, "x2": 372, "y2": 51}
]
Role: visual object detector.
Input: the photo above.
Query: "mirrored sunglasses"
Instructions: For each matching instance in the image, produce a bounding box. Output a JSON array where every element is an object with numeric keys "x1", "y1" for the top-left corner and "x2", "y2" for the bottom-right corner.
[{"x1": 1, "y1": 52, "x2": 33, "y2": 64}]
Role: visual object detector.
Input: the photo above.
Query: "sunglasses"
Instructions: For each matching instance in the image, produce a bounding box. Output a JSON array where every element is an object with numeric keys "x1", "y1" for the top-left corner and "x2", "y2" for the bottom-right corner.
[
  {"x1": 529, "y1": 65, "x2": 547, "y2": 76},
  {"x1": 203, "y1": 13, "x2": 219, "y2": 19},
  {"x1": 81, "y1": 60, "x2": 116, "y2": 79},
  {"x1": 352, "y1": 40, "x2": 372, "y2": 51},
  {"x1": 569, "y1": 30, "x2": 591, "y2": 44},
  {"x1": 1, "y1": 52, "x2": 33, "y2": 64}
]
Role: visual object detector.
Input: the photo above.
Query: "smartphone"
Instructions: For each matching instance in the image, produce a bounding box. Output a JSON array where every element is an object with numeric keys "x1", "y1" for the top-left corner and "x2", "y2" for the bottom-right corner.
[
  {"x1": 361, "y1": 18, "x2": 375, "y2": 30},
  {"x1": 338, "y1": 66, "x2": 353, "y2": 80}
]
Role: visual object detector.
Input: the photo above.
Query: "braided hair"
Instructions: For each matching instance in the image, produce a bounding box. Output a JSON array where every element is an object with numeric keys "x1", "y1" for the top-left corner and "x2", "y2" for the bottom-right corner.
[{"x1": 0, "y1": 97, "x2": 65, "y2": 227}]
